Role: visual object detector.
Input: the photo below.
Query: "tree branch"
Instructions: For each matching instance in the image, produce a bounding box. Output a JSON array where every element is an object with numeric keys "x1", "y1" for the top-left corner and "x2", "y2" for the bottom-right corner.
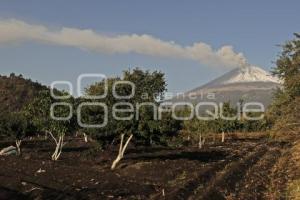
[
  {"x1": 47, "y1": 131, "x2": 58, "y2": 144},
  {"x1": 121, "y1": 134, "x2": 133, "y2": 156}
]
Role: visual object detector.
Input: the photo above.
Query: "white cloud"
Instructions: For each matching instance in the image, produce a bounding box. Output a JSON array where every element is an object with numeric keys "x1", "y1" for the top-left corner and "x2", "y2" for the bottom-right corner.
[{"x1": 0, "y1": 19, "x2": 248, "y2": 68}]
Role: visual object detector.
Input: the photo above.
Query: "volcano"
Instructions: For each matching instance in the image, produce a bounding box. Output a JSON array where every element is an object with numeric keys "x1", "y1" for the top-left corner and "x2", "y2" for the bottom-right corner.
[{"x1": 172, "y1": 66, "x2": 281, "y2": 107}]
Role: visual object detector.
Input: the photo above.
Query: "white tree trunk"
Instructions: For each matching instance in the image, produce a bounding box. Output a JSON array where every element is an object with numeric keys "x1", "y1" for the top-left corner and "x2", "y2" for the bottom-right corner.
[
  {"x1": 202, "y1": 136, "x2": 206, "y2": 146},
  {"x1": 198, "y1": 132, "x2": 202, "y2": 149},
  {"x1": 221, "y1": 131, "x2": 225, "y2": 143},
  {"x1": 111, "y1": 134, "x2": 133, "y2": 170},
  {"x1": 83, "y1": 133, "x2": 88, "y2": 143},
  {"x1": 0, "y1": 146, "x2": 17, "y2": 156},
  {"x1": 15, "y1": 140, "x2": 22, "y2": 155},
  {"x1": 48, "y1": 132, "x2": 65, "y2": 161},
  {"x1": 44, "y1": 132, "x2": 48, "y2": 140}
]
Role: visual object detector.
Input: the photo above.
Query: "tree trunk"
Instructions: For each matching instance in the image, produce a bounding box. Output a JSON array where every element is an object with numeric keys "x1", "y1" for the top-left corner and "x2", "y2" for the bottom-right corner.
[
  {"x1": 111, "y1": 134, "x2": 133, "y2": 170},
  {"x1": 44, "y1": 132, "x2": 48, "y2": 140},
  {"x1": 83, "y1": 133, "x2": 88, "y2": 143},
  {"x1": 48, "y1": 132, "x2": 65, "y2": 161},
  {"x1": 198, "y1": 132, "x2": 202, "y2": 149},
  {"x1": 15, "y1": 140, "x2": 22, "y2": 155},
  {"x1": 221, "y1": 131, "x2": 225, "y2": 143},
  {"x1": 0, "y1": 146, "x2": 17, "y2": 156}
]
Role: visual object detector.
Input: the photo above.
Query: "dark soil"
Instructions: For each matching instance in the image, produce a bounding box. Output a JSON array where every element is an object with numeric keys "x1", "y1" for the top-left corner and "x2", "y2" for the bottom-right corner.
[{"x1": 0, "y1": 133, "x2": 293, "y2": 200}]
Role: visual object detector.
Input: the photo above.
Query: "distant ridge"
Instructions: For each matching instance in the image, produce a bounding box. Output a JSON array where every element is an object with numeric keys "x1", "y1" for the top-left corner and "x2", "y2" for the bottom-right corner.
[{"x1": 0, "y1": 73, "x2": 48, "y2": 113}]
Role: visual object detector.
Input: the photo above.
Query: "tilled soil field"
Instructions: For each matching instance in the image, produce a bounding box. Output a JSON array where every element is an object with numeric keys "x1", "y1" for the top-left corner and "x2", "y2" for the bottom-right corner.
[{"x1": 0, "y1": 134, "x2": 293, "y2": 200}]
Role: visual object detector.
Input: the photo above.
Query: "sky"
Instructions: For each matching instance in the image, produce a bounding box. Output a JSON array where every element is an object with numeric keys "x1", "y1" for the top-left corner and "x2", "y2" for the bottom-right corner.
[{"x1": 0, "y1": 0, "x2": 299, "y2": 95}]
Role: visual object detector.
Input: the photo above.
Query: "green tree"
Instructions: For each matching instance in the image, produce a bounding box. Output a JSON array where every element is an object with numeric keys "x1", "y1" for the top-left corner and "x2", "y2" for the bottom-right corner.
[
  {"x1": 182, "y1": 106, "x2": 211, "y2": 148},
  {"x1": 24, "y1": 90, "x2": 74, "y2": 160},
  {"x1": 83, "y1": 68, "x2": 170, "y2": 169},
  {"x1": 269, "y1": 33, "x2": 300, "y2": 133},
  {"x1": 213, "y1": 102, "x2": 239, "y2": 142},
  {"x1": 0, "y1": 111, "x2": 27, "y2": 155}
]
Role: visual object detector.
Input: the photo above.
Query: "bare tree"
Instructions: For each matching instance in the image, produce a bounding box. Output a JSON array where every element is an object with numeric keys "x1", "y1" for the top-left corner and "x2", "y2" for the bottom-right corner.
[
  {"x1": 198, "y1": 133, "x2": 202, "y2": 149},
  {"x1": 221, "y1": 131, "x2": 225, "y2": 143},
  {"x1": 83, "y1": 132, "x2": 88, "y2": 143},
  {"x1": 111, "y1": 134, "x2": 133, "y2": 170},
  {"x1": 198, "y1": 132, "x2": 206, "y2": 149},
  {"x1": 48, "y1": 132, "x2": 65, "y2": 161},
  {"x1": 15, "y1": 140, "x2": 22, "y2": 155}
]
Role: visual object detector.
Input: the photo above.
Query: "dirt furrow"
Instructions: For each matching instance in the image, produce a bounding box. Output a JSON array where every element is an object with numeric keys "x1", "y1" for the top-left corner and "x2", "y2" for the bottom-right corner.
[
  {"x1": 163, "y1": 141, "x2": 260, "y2": 199},
  {"x1": 231, "y1": 147, "x2": 282, "y2": 199},
  {"x1": 194, "y1": 144, "x2": 268, "y2": 199}
]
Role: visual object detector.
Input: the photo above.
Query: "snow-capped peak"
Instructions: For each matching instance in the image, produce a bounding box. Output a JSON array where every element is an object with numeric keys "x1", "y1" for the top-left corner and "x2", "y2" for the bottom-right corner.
[
  {"x1": 222, "y1": 66, "x2": 280, "y2": 84},
  {"x1": 205, "y1": 66, "x2": 280, "y2": 87}
]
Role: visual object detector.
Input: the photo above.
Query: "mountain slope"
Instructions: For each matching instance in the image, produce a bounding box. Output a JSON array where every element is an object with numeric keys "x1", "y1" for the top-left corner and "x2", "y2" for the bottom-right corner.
[
  {"x1": 172, "y1": 66, "x2": 281, "y2": 108},
  {"x1": 193, "y1": 66, "x2": 280, "y2": 90}
]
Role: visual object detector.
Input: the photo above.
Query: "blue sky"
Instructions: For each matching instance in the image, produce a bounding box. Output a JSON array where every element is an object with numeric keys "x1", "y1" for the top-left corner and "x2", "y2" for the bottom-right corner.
[{"x1": 0, "y1": 0, "x2": 299, "y2": 94}]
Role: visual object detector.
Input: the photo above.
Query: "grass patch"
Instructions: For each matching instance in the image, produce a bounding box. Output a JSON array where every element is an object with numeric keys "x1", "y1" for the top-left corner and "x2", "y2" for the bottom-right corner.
[{"x1": 287, "y1": 179, "x2": 300, "y2": 199}]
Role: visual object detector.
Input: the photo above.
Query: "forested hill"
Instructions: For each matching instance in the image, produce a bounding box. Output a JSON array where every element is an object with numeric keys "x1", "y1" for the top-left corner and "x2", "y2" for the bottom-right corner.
[{"x1": 0, "y1": 73, "x2": 48, "y2": 113}]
